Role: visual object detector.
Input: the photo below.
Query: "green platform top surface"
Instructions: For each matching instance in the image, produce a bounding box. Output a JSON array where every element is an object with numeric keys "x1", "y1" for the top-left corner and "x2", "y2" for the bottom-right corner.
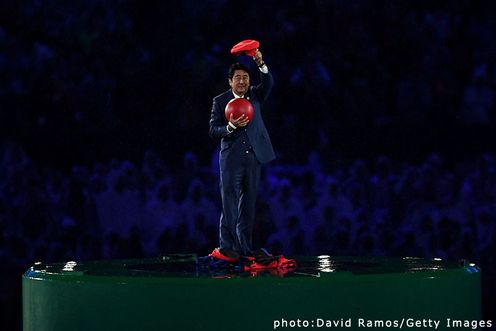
[{"x1": 23, "y1": 255, "x2": 480, "y2": 283}]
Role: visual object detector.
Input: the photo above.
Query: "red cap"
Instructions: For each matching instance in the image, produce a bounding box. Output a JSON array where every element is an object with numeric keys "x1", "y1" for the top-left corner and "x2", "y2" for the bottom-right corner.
[{"x1": 230, "y1": 39, "x2": 260, "y2": 57}]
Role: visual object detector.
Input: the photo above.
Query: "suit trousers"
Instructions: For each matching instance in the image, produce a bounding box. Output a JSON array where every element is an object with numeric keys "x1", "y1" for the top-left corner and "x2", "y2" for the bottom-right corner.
[{"x1": 219, "y1": 148, "x2": 261, "y2": 255}]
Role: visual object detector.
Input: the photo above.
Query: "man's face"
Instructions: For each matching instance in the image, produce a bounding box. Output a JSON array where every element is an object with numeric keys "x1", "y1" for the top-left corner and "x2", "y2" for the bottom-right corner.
[{"x1": 229, "y1": 69, "x2": 250, "y2": 96}]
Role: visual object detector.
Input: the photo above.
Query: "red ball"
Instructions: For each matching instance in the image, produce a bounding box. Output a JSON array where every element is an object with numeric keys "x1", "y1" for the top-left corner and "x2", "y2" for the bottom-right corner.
[{"x1": 225, "y1": 98, "x2": 254, "y2": 122}]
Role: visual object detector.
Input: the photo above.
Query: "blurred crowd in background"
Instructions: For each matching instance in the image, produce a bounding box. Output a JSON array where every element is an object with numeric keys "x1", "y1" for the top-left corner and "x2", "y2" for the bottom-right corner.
[
  {"x1": 1, "y1": 0, "x2": 496, "y2": 165},
  {"x1": 1, "y1": 0, "x2": 496, "y2": 329},
  {"x1": 2, "y1": 143, "x2": 495, "y2": 262}
]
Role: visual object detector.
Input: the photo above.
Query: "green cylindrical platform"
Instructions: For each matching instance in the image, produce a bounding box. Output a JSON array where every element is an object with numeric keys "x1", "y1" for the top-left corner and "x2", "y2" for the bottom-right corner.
[{"x1": 23, "y1": 255, "x2": 481, "y2": 331}]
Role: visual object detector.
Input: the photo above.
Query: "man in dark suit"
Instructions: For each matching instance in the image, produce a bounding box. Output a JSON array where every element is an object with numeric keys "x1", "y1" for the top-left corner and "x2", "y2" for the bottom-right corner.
[{"x1": 209, "y1": 49, "x2": 274, "y2": 256}]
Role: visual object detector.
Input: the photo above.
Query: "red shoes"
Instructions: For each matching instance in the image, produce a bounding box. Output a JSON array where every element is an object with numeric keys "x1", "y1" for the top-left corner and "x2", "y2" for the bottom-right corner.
[
  {"x1": 208, "y1": 247, "x2": 297, "y2": 275},
  {"x1": 208, "y1": 248, "x2": 240, "y2": 263},
  {"x1": 243, "y1": 248, "x2": 297, "y2": 271}
]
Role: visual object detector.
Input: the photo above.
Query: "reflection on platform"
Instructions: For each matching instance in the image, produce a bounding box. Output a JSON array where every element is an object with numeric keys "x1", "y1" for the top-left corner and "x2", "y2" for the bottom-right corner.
[{"x1": 27, "y1": 254, "x2": 475, "y2": 278}]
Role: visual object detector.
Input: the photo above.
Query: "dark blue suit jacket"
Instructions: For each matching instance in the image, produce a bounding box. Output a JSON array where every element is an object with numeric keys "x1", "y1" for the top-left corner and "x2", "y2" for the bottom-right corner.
[{"x1": 209, "y1": 71, "x2": 275, "y2": 164}]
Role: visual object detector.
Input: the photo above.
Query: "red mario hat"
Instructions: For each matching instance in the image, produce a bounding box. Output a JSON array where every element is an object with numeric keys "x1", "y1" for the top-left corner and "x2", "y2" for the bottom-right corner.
[{"x1": 230, "y1": 39, "x2": 260, "y2": 57}]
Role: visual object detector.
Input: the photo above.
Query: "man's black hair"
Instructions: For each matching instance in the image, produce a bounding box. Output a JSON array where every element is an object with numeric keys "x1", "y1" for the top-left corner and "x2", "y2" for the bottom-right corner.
[{"x1": 228, "y1": 62, "x2": 250, "y2": 79}]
